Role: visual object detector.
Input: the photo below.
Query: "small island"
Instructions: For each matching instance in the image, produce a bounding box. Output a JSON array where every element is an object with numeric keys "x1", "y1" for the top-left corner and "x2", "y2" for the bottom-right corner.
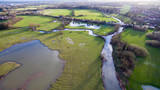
[{"x1": 0, "y1": 62, "x2": 21, "y2": 80}]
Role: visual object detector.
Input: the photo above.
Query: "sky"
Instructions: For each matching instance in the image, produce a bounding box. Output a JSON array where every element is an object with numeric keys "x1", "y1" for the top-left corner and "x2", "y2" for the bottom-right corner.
[{"x1": 0, "y1": 0, "x2": 159, "y2": 2}]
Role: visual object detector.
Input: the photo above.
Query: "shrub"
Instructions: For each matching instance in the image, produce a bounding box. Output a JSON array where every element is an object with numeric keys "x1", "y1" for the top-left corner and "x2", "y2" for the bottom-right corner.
[
  {"x1": 120, "y1": 51, "x2": 135, "y2": 69},
  {"x1": 155, "y1": 26, "x2": 160, "y2": 31},
  {"x1": 0, "y1": 17, "x2": 24, "y2": 30},
  {"x1": 146, "y1": 40, "x2": 160, "y2": 48},
  {"x1": 127, "y1": 44, "x2": 148, "y2": 57},
  {"x1": 146, "y1": 31, "x2": 160, "y2": 41},
  {"x1": 29, "y1": 23, "x2": 40, "y2": 31},
  {"x1": 108, "y1": 24, "x2": 121, "y2": 35},
  {"x1": 0, "y1": 23, "x2": 8, "y2": 30},
  {"x1": 133, "y1": 26, "x2": 147, "y2": 32}
]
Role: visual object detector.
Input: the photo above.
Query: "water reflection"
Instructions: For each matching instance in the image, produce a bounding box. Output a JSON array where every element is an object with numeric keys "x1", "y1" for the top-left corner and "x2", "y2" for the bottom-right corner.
[{"x1": 0, "y1": 40, "x2": 63, "y2": 90}]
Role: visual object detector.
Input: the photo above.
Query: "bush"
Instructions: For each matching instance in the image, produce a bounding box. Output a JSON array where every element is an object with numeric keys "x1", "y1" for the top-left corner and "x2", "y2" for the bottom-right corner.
[
  {"x1": 108, "y1": 24, "x2": 121, "y2": 35},
  {"x1": 146, "y1": 31, "x2": 160, "y2": 41},
  {"x1": 0, "y1": 23, "x2": 8, "y2": 30},
  {"x1": 146, "y1": 40, "x2": 160, "y2": 48},
  {"x1": 155, "y1": 26, "x2": 160, "y2": 31},
  {"x1": 0, "y1": 17, "x2": 24, "y2": 30},
  {"x1": 112, "y1": 36, "x2": 135, "y2": 76},
  {"x1": 120, "y1": 51, "x2": 135, "y2": 70},
  {"x1": 127, "y1": 44, "x2": 148, "y2": 57},
  {"x1": 29, "y1": 23, "x2": 40, "y2": 31},
  {"x1": 133, "y1": 26, "x2": 147, "y2": 32}
]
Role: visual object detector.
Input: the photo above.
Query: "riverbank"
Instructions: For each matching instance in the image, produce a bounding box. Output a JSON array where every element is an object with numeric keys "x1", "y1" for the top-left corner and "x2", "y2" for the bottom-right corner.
[{"x1": 0, "y1": 28, "x2": 105, "y2": 89}]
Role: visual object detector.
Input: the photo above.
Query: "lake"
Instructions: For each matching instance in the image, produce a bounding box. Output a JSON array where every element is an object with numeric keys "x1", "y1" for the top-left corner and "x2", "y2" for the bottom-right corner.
[{"x1": 0, "y1": 40, "x2": 64, "y2": 90}]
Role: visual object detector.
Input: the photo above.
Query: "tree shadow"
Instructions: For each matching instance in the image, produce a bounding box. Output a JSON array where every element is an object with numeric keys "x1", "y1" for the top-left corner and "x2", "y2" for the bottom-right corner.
[
  {"x1": 0, "y1": 28, "x2": 27, "y2": 38},
  {"x1": 93, "y1": 36, "x2": 105, "y2": 45},
  {"x1": 123, "y1": 28, "x2": 147, "y2": 38},
  {"x1": 43, "y1": 33, "x2": 60, "y2": 41}
]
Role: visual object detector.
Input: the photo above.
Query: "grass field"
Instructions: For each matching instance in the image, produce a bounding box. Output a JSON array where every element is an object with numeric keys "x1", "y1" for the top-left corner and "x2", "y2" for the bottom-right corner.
[
  {"x1": 42, "y1": 9, "x2": 72, "y2": 16},
  {"x1": 0, "y1": 62, "x2": 20, "y2": 78},
  {"x1": 74, "y1": 9, "x2": 117, "y2": 22},
  {"x1": 41, "y1": 9, "x2": 117, "y2": 22},
  {"x1": 121, "y1": 28, "x2": 160, "y2": 90},
  {"x1": 27, "y1": 5, "x2": 51, "y2": 8},
  {"x1": 12, "y1": 5, "x2": 51, "y2": 11},
  {"x1": 14, "y1": 15, "x2": 62, "y2": 31},
  {"x1": 0, "y1": 26, "x2": 105, "y2": 89},
  {"x1": 37, "y1": 21, "x2": 61, "y2": 31},
  {"x1": 12, "y1": 7, "x2": 37, "y2": 11},
  {"x1": 14, "y1": 16, "x2": 55, "y2": 27}
]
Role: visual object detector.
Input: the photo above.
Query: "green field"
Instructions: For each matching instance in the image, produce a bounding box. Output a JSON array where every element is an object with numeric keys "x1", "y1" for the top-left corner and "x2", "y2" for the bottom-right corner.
[
  {"x1": 27, "y1": 5, "x2": 51, "y2": 8},
  {"x1": 0, "y1": 24, "x2": 105, "y2": 89},
  {"x1": 41, "y1": 9, "x2": 117, "y2": 22},
  {"x1": 121, "y1": 28, "x2": 160, "y2": 90},
  {"x1": 14, "y1": 15, "x2": 62, "y2": 31},
  {"x1": 14, "y1": 16, "x2": 55, "y2": 27},
  {"x1": 37, "y1": 21, "x2": 61, "y2": 31},
  {"x1": 12, "y1": 7, "x2": 37, "y2": 11},
  {"x1": 12, "y1": 5, "x2": 51, "y2": 11},
  {"x1": 42, "y1": 9, "x2": 72, "y2": 16},
  {"x1": 0, "y1": 62, "x2": 20, "y2": 78},
  {"x1": 74, "y1": 9, "x2": 117, "y2": 22}
]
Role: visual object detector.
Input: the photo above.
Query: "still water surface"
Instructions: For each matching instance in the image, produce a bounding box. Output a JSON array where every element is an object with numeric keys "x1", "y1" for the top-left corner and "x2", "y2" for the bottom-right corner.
[{"x1": 0, "y1": 40, "x2": 63, "y2": 90}]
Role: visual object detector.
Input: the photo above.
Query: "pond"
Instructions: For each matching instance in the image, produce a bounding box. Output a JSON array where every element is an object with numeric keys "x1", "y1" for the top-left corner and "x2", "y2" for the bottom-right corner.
[
  {"x1": 70, "y1": 21, "x2": 100, "y2": 29},
  {"x1": 142, "y1": 85, "x2": 160, "y2": 90},
  {"x1": 0, "y1": 40, "x2": 64, "y2": 90}
]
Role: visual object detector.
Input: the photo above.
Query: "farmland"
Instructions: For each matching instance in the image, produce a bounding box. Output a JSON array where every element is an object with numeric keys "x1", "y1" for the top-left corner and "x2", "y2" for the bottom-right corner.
[
  {"x1": 74, "y1": 9, "x2": 117, "y2": 22},
  {"x1": 42, "y1": 9, "x2": 72, "y2": 16}
]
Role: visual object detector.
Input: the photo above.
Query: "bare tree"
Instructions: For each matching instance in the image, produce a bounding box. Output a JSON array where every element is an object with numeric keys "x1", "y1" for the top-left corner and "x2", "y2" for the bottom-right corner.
[{"x1": 29, "y1": 23, "x2": 40, "y2": 31}]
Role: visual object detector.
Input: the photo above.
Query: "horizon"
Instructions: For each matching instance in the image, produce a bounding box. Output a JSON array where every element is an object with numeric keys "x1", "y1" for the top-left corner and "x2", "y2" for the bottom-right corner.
[{"x1": 0, "y1": 0, "x2": 159, "y2": 2}]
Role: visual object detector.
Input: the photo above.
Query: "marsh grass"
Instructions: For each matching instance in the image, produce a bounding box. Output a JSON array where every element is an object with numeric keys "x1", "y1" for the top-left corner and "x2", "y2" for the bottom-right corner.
[
  {"x1": 0, "y1": 27, "x2": 105, "y2": 90},
  {"x1": 0, "y1": 62, "x2": 20, "y2": 78}
]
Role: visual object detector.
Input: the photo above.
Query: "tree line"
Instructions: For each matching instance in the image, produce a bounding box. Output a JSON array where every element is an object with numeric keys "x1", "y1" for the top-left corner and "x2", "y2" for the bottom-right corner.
[
  {"x1": 146, "y1": 31, "x2": 160, "y2": 48},
  {"x1": 0, "y1": 17, "x2": 23, "y2": 30}
]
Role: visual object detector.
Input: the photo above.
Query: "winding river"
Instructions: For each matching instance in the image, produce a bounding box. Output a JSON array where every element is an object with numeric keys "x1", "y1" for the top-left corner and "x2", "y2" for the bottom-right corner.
[
  {"x1": 0, "y1": 15, "x2": 123, "y2": 90},
  {"x1": 51, "y1": 17, "x2": 124, "y2": 90},
  {"x1": 101, "y1": 27, "x2": 123, "y2": 90},
  {"x1": 101, "y1": 15, "x2": 124, "y2": 90},
  {"x1": 68, "y1": 16, "x2": 124, "y2": 90},
  {"x1": 38, "y1": 15, "x2": 160, "y2": 90}
]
